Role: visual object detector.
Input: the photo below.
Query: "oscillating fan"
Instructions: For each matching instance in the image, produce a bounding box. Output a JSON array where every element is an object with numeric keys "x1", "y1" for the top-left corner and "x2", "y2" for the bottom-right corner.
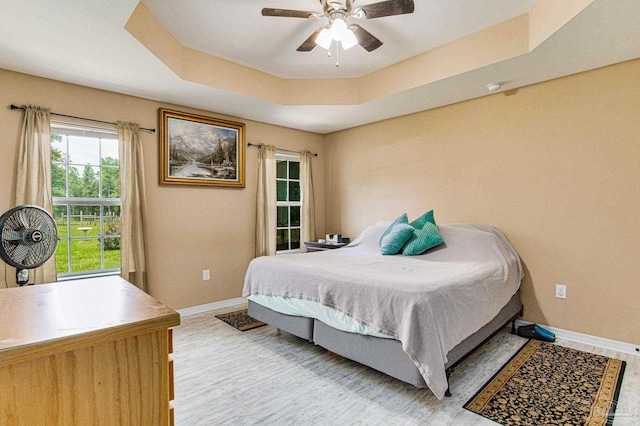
[{"x1": 0, "y1": 205, "x2": 58, "y2": 286}]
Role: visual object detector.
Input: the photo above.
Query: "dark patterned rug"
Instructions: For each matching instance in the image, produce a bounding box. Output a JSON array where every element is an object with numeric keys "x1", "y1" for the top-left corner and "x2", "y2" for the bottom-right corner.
[
  {"x1": 465, "y1": 339, "x2": 626, "y2": 426},
  {"x1": 215, "y1": 309, "x2": 266, "y2": 331}
]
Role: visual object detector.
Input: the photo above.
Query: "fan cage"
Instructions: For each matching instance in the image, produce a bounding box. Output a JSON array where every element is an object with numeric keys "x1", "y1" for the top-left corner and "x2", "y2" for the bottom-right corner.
[{"x1": 0, "y1": 205, "x2": 59, "y2": 269}]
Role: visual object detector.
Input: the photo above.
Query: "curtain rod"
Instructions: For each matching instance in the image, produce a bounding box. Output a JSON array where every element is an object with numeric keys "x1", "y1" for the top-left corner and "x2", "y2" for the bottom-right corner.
[
  {"x1": 247, "y1": 142, "x2": 318, "y2": 157},
  {"x1": 10, "y1": 104, "x2": 156, "y2": 133}
]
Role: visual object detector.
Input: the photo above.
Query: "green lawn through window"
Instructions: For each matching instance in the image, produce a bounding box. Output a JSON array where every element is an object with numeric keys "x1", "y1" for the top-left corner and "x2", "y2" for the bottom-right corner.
[{"x1": 55, "y1": 221, "x2": 120, "y2": 274}]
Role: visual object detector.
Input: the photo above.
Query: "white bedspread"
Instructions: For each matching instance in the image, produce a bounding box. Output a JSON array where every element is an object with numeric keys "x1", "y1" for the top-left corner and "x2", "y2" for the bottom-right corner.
[{"x1": 243, "y1": 223, "x2": 523, "y2": 399}]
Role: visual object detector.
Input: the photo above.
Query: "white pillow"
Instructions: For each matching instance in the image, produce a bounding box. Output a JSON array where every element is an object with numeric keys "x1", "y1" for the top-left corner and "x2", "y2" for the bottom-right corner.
[
  {"x1": 375, "y1": 220, "x2": 393, "y2": 226},
  {"x1": 346, "y1": 223, "x2": 390, "y2": 252}
]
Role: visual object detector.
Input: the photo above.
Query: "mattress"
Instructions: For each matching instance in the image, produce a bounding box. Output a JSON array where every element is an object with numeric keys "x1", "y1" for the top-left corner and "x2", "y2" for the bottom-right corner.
[{"x1": 243, "y1": 222, "x2": 523, "y2": 399}]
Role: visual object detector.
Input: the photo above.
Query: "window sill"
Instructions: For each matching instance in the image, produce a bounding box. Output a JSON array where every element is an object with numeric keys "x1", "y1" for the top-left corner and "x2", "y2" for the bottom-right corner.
[
  {"x1": 57, "y1": 270, "x2": 121, "y2": 282},
  {"x1": 276, "y1": 249, "x2": 301, "y2": 255}
]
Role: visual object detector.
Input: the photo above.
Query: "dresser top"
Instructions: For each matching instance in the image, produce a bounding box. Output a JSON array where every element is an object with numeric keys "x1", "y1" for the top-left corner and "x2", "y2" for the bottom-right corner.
[{"x1": 0, "y1": 276, "x2": 180, "y2": 362}]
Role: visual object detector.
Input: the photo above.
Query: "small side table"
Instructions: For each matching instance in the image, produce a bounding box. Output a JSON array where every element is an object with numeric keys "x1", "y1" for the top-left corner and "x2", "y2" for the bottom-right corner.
[{"x1": 304, "y1": 241, "x2": 347, "y2": 253}]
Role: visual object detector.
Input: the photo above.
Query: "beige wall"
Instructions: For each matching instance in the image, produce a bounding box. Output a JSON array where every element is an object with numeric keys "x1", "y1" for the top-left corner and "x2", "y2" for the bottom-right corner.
[
  {"x1": 325, "y1": 59, "x2": 640, "y2": 345},
  {"x1": 2, "y1": 59, "x2": 639, "y2": 345},
  {"x1": 0, "y1": 69, "x2": 326, "y2": 309}
]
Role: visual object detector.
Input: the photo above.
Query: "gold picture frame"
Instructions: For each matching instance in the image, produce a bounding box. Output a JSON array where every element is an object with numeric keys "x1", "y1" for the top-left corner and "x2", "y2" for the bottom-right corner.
[{"x1": 159, "y1": 108, "x2": 245, "y2": 188}]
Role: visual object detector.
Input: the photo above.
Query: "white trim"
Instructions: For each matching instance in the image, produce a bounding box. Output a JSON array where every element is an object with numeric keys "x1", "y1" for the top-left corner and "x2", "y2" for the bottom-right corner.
[
  {"x1": 275, "y1": 151, "x2": 300, "y2": 161},
  {"x1": 57, "y1": 270, "x2": 120, "y2": 281},
  {"x1": 276, "y1": 249, "x2": 301, "y2": 255},
  {"x1": 177, "y1": 297, "x2": 246, "y2": 317},
  {"x1": 51, "y1": 120, "x2": 118, "y2": 138},
  {"x1": 515, "y1": 320, "x2": 640, "y2": 356}
]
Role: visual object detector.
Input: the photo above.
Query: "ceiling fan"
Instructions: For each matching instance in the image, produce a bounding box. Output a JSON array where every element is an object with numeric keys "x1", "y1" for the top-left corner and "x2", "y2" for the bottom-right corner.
[{"x1": 262, "y1": 0, "x2": 415, "y2": 53}]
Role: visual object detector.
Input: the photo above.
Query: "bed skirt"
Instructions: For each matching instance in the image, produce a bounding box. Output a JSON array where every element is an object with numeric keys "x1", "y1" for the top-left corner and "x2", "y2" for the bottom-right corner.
[{"x1": 248, "y1": 290, "x2": 522, "y2": 389}]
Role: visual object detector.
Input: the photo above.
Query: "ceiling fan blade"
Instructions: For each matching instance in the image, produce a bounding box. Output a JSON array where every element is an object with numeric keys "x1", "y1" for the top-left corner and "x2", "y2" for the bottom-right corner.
[
  {"x1": 262, "y1": 8, "x2": 317, "y2": 19},
  {"x1": 359, "y1": 0, "x2": 414, "y2": 19},
  {"x1": 297, "y1": 28, "x2": 323, "y2": 52},
  {"x1": 351, "y1": 25, "x2": 383, "y2": 52}
]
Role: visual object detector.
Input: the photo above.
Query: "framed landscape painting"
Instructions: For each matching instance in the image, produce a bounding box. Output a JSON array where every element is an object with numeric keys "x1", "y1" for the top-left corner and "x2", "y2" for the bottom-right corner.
[{"x1": 159, "y1": 109, "x2": 245, "y2": 188}]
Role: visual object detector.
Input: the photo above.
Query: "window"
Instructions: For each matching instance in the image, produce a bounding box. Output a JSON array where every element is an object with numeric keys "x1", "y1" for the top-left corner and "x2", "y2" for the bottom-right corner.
[
  {"x1": 276, "y1": 153, "x2": 301, "y2": 252},
  {"x1": 50, "y1": 122, "x2": 121, "y2": 278}
]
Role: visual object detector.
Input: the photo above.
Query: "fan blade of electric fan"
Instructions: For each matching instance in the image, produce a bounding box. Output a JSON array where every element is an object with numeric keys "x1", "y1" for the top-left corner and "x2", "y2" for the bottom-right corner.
[
  {"x1": 359, "y1": 0, "x2": 414, "y2": 19},
  {"x1": 8, "y1": 243, "x2": 30, "y2": 264},
  {"x1": 26, "y1": 243, "x2": 45, "y2": 266},
  {"x1": 17, "y1": 210, "x2": 30, "y2": 229},
  {"x1": 6, "y1": 215, "x2": 22, "y2": 232},
  {"x1": 16, "y1": 239, "x2": 53, "y2": 268},
  {"x1": 262, "y1": 8, "x2": 317, "y2": 18},
  {"x1": 27, "y1": 209, "x2": 43, "y2": 225},
  {"x1": 352, "y1": 24, "x2": 383, "y2": 51},
  {"x1": 36, "y1": 219, "x2": 51, "y2": 232},
  {"x1": 2, "y1": 228, "x2": 22, "y2": 242},
  {"x1": 297, "y1": 28, "x2": 323, "y2": 51}
]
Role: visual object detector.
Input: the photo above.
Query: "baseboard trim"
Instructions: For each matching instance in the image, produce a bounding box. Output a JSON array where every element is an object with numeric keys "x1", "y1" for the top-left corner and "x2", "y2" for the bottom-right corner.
[
  {"x1": 515, "y1": 320, "x2": 640, "y2": 356},
  {"x1": 178, "y1": 297, "x2": 246, "y2": 317}
]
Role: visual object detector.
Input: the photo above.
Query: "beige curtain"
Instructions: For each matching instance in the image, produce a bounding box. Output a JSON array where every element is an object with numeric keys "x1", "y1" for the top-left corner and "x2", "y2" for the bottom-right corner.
[
  {"x1": 300, "y1": 151, "x2": 316, "y2": 253},
  {"x1": 14, "y1": 105, "x2": 57, "y2": 284},
  {"x1": 255, "y1": 144, "x2": 277, "y2": 257},
  {"x1": 117, "y1": 121, "x2": 149, "y2": 292}
]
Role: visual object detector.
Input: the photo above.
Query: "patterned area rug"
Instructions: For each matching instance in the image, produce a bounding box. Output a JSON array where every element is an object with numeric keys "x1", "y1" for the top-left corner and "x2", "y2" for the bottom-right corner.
[
  {"x1": 465, "y1": 339, "x2": 626, "y2": 426},
  {"x1": 215, "y1": 309, "x2": 266, "y2": 331}
]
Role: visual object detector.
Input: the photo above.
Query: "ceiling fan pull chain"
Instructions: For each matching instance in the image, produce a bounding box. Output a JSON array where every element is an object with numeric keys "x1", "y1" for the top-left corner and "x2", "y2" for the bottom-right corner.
[{"x1": 336, "y1": 42, "x2": 340, "y2": 68}]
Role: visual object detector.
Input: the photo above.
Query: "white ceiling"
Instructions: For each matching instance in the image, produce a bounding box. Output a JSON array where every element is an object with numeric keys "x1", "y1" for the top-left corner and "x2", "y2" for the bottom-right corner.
[
  {"x1": 142, "y1": 0, "x2": 537, "y2": 79},
  {"x1": 1, "y1": 0, "x2": 639, "y2": 134}
]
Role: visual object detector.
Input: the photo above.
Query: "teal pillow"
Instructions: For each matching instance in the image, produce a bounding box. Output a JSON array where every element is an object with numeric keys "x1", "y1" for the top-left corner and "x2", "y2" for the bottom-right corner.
[
  {"x1": 379, "y1": 213, "x2": 408, "y2": 246},
  {"x1": 402, "y1": 222, "x2": 445, "y2": 256},
  {"x1": 410, "y1": 210, "x2": 435, "y2": 229},
  {"x1": 380, "y1": 223, "x2": 414, "y2": 255}
]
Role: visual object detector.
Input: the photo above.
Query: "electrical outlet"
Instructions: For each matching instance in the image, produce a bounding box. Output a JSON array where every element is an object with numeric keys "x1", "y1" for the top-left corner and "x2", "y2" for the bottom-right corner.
[
  {"x1": 555, "y1": 284, "x2": 566, "y2": 299},
  {"x1": 203, "y1": 269, "x2": 210, "y2": 281}
]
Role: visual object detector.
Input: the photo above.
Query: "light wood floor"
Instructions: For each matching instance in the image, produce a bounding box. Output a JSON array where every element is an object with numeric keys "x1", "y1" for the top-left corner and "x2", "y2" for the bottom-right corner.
[{"x1": 173, "y1": 302, "x2": 640, "y2": 425}]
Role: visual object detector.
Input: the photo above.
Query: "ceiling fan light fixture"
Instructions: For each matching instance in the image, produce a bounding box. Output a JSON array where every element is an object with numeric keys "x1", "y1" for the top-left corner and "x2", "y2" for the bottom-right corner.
[
  {"x1": 341, "y1": 28, "x2": 358, "y2": 50},
  {"x1": 331, "y1": 17, "x2": 349, "y2": 41},
  {"x1": 316, "y1": 27, "x2": 333, "y2": 49}
]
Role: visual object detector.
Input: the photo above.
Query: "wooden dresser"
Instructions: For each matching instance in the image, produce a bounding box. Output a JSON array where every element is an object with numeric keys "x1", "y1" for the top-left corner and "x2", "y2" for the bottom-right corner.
[{"x1": 0, "y1": 276, "x2": 180, "y2": 425}]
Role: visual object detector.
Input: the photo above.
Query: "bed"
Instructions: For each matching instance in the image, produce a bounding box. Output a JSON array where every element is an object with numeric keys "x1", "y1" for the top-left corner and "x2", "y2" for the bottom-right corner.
[{"x1": 243, "y1": 222, "x2": 523, "y2": 399}]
